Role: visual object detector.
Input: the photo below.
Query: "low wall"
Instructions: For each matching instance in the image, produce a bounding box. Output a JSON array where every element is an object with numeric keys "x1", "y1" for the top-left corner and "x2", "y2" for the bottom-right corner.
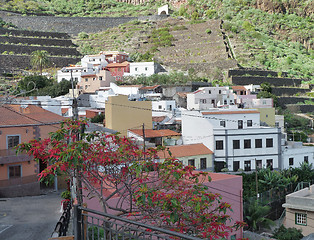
[
  {"x1": 0, "y1": 43, "x2": 80, "y2": 56},
  {"x1": 286, "y1": 104, "x2": 314, "y2": 113},
  {"x1": 277, "y1": 96, "x2": 314, "y2": 109},
  {"x1": 272, "y1": 87, "x2": 311, "y2": 96},
  {"x1": 0, "y1": 54, "x2": 80, "y2": 69},
  {"x1": 0, "y1": 181, "x2": 40, "y2": 198},
  {"x1": 0, "y1": 36, "x2": 75, "y2": 47},
  {"x1": 0, "y1": 26, "x2": 70, "y2": 39},
  {"x1": 228, "y1": 69, "x2": 288, "y2": 78},
  {"x1": 231, "y1": 76, "x2": 302, "y2": 87}
]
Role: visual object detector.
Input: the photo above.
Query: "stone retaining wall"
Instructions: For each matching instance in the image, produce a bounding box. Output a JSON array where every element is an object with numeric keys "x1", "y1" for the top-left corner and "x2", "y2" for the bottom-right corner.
[
  {"x1": 0, "y1": 43, "x2": 80, "y2": 56},
  {"x1": 286, "y1": 104, "x2": 314, "y2": 113},
  {"x1": 231, "y1": 76, "x2": 302, "y2": 87},
  {"x1": 0, "y1": 54, "x2": 80, "y2": 69},
  {"x1": 0, "y1": 26, "x2": 69, "y2": 38},
  {"x1": 272, "y1": 87, "x2": 311, "y2": 96},
  {"x1": 228, "y1": 69, "x2": 288, "y2": 78},
  {"x1": 277, "y1": 96, "x2": 313, "y2": 107},
  {"x1": 0, "y1": 36, "x2": 75, "y2": 47}
]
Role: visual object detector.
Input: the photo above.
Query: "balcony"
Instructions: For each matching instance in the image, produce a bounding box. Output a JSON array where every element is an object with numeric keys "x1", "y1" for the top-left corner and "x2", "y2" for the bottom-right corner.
[{"x1": 0, "y1": 149, "x2": 32, "y2": 165}]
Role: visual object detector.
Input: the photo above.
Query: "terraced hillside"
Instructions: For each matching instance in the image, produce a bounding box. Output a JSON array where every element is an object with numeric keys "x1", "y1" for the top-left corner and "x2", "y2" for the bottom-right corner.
[{"x1": 0, "y1": 27, "x2": 81, "y2": 71}]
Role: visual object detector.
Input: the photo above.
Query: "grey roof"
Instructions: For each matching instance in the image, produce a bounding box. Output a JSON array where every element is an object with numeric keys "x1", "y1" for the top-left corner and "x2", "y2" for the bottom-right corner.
[
  {"x1": 85, "y1": 122, "x2": 117, "y2": 134},
  {"x1": 302, "y1": 233, "x2": 314, "y2": 240}
]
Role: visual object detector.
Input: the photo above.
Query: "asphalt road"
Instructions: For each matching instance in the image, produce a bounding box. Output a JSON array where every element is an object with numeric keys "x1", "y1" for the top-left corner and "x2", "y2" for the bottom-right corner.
[{"x1": 0, "y1": 191, "x2": 62, "y2": 240}]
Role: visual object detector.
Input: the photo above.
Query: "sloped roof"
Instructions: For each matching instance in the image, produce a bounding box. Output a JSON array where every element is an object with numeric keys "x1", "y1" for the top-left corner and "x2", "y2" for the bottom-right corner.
[
  {"x1": 129, "y1": 129, "x2": 181, "y2": 138},
  {"x1": 0, "y1": 105, "x2": 65, "y2": 126},
  {"x1": 152, "y1": 116, "x2": 166, "y2": 123},
  {"x1": 82, "y1": 74, "x2": 97, "y2": 78},
  {"x1": 157, "y1": 143, "x2": 213, "y2": 159},
  {"x1": 232, "y1": 86, "x2": 246, "y2": 91},
  {"x1": 106, "y1": 61, "x2": 130, "y2": 68},
  {"x1": 176, "y1": 92, "x2": 189, "y2": 98},
  {"x1": 139, "y1": 85, "x2": 161, "y2": 90}
]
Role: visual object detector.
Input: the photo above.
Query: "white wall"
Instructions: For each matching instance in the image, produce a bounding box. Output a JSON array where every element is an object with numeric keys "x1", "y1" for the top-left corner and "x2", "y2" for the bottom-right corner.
[
  {"x1": 152, "y1": 100, "x2": 176, "y2": 112},
  {"x1": 125, "y1": 62, "x2": 156, "y2": 77},
  {"x1": 282, "y1": 144, "x2": 314, "y2": 169}
]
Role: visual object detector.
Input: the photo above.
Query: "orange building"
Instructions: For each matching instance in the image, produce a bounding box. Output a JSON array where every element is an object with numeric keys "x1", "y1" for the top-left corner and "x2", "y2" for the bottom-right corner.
[{"x1": 0, "y1": 105, "x2": 65, "y2": 197}]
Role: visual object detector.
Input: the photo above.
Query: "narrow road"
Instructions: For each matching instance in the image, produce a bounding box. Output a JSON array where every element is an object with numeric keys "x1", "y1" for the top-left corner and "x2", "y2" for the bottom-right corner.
[{"x1": 0, "y1": 191, "x2": 62, "y2": 240}]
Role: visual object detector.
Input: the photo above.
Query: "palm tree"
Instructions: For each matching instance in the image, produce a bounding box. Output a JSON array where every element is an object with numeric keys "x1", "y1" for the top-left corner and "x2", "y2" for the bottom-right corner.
[
  {"x1": 244, "y1": 199, "x2": 274, "y2": 232},
  {"x1": 30, "y1": 50, "x2": 50, "y2": 75}
]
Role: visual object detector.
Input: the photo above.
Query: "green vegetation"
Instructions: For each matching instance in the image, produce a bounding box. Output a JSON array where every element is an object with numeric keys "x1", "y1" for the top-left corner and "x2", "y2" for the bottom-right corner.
[
  {"x1": 30, "y1": 50, "x2": 50, "y2": 75},
  {"x1": 17, "y1": 76, "x2": 72, "y2": 98},
  {"x1": 273, "y1": 225, "x2": 303, "y2": 240},
  {"x1": 91, "y1": 114, "x2": 105, "y2": 123},
  {"x1": 257, "y1": 82, "x2": 278, "y2": 106}
]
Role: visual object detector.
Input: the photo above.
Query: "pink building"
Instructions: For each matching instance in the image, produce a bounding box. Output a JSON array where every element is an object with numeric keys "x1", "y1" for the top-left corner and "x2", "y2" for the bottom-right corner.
[{"x1": 83, "y1": 171, "x2": 243, "y2": 240}]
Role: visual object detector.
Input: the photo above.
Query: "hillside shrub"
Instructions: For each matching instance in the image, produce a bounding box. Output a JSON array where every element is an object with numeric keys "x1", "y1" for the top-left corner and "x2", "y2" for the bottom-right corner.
[{"x1": 78, "y1": 32, "x2": 89, "y2": 40}]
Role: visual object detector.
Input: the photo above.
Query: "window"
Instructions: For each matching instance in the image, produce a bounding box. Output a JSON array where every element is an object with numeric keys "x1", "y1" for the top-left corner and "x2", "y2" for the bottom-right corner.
[
  {"x1": 8, "y1": 165, "x2": 21, "y2": 178},
  {"x1": 85, "y1": 85, "x2": 88, "y2": 90},
  {"x1": 93, "y1": 77, "x2": 96, "y2": 81},
  {"x1": 295, "y1": 213, "x2": 307, "y2": 226},
  {"x1": 233, "y1": 140, "x2": 240, "y2": 149},
  {"x1": 7, "y1": 135, "x2": 20, "y2": 148},
  {"x1": 216, "y1": 140, "x2": 223, "y2": 150},
  {"x1": 135, "y1": 67, "x2": 138, "y2": 71},
  {"x1": 200, "y1": 99, "x2": 207, "y2": 104},
  {"x1": 99, "y1": 76, "x2": 103, "y2": 81},
  {"x1": 244, "y1": 160, "x2": 251, "y2": 171},
  {"x1": 85, "y1": 78, "x2": 88, "y2": 82},
  {"x1": 220, "y1": 121, "x2": 226, "y2": 127},
  {"x1": 188, "y1": 159, "x2": 195, "y2": 167},
  {"x1": 275, "y1": 122, "x2": 280, "y2": 127},
  {"x1": 238, "y1": 120, "x2": 243, "y2": 129},
  {"x1": 256, "y1": 160, "x2": 262, "y2": 169},
  {"x1": 208, "y1": 90, "x2": 211, "y2": 94},
  {"x1": 255, "y1": 139, "x2": 262, "y2": 148},
  {"x1": 200, "y1": 158, "x2": 207, "y2": 169},
  {"x1": 211, "y1": 99, "x2": 215, "y2": 104},
  {"x1": 247, "y1": 120, "x2": 252, "y2": 127},
  {"x1": 244, "y1": 139, "x2": 251, "y2": 149},
  {"x1": 224, "y1": 100, "x2": 227, "y2": 104},
  {"x1": 158, "y1": 105, "x2": 162, "y2": 109},
  {"x1": 304, "y1": 156, "x2": 309, "y2": 163},
  {"x1": 266, "y1": 138, "x2": 273, "y2": 148},
  {"x1": 267, "y1": 159, "x2": 273, "y2": 170},
  {"x1": 219, "y1": 90, "x2": 221, "y2": 94},
  {"x1": 145, "y1": 67, "x2": 148, "y2": 71},
  {"x1": 289, "y1": 158, "x2": 294, "y2": 166}
]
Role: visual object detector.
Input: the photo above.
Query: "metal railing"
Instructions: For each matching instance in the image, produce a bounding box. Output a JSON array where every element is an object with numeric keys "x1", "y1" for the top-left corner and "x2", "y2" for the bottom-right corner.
[
  {"x1": 51, "y1": 201, "x2": 72, "y2": 238},
  {"x1": 73, "y1": 205, "x2": 202, "y2": 240}
]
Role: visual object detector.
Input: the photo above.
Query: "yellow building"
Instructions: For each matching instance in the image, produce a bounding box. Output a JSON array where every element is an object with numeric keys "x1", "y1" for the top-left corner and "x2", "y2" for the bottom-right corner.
[
  {"x1": 257, "y1": 108, "x2": 275, "y2": 127},
  {"x1": 105, "y1": 95, "x2": 152, "y2": 136}
]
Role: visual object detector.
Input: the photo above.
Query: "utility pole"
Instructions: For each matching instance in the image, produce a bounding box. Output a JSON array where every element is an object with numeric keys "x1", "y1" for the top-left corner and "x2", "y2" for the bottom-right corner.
[
  {"x1": 255, "y1": 158, "x2": 259, "y2": 198},
  {"x1": 142, "y1": 123, "x2": 146, "y2": 158}
]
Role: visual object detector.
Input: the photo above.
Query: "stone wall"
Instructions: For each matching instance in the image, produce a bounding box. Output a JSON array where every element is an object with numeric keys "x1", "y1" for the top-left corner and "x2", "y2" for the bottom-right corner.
[
  {"x1": 272, "y1": 87, "x2": 311, "y2": 96},
  {"x1": 0, "y1": 11, "x2": 136, "y2": 35},
  {"x1": 231, "y1": 76, "x2": 302, "y2": 87},
  {"x1": 228, "y1": 69, "x2": 288, "y2": 78},
  {"x1": 0, "y1": 54, "x2": 80, "y2": 69},
  {"x1": 0, "y1": 182, "x2": 40, "y2": 198},
  {"x1": 0, "y1": 26, "x2": 70, "y2": 38},
  {"x1": 286, "y1": 104, "x2": 314, "y2": 113},
  {"x1": 0, "y1": 36, "x2": 75, "y2": 47},
  {"x1": 277, "y1": 96, "x2": 313, "y2": 107},
  {"x1": 0, "y1": 43, "x2": 80, "y2": 56}
]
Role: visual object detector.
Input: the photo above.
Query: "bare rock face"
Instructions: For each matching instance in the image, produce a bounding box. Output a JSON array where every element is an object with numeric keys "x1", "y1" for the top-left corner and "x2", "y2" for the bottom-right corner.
[{"x1": 255, "y1": 0, "x2": 313, "y2": 17}]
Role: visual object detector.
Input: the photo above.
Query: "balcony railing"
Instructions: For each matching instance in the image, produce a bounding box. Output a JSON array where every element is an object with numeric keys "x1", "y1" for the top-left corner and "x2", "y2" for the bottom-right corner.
[
  {"x1": 0, "y1": 149, "x2": 31, "y2": 165},
  {"x1": 73, "y1": 205, "x2": 202, "y2": 240}
]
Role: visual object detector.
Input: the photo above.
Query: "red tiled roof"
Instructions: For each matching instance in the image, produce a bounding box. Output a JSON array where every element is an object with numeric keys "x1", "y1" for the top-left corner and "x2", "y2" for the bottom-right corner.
[
  {"x1": 152, "y1": 116, "x2": 166, "y2": 122},
  {"x1": 61, "y1": 108, "x2": 69, "y2": 114},
  {"x1": 193, "y1": 89, "x2": 203, "y2": 94},
  {"x1": 106, "y1": 61, "x2": 129, "y2": 68},
  {"x1": 82, "y1": 74, "x2": 96, "y2": 78},
  {"x1": 157, "y1": 143, "x2": 213, "y2": 159},
  {"x1": 139, "y1": 85, "x2": 160, "y2": 90},
  {"x1": 0, "y1": 105, "x2": 65, "y2": 126},
  {"x1": 120, "y1": 85, "x2": 143, "y2": 88},
  {"x1": 232, "y1": 86, "x2": 246, "y2": 91},
  {"x1": 129, "y1": 129, "x2": 181, "y2": 138},
  {"x1": 202, "y1": 110, "x2": 259, "y2": 115}
]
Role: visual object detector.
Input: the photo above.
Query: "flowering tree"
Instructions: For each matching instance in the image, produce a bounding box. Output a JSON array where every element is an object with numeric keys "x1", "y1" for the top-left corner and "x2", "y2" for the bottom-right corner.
[{"x1": 17, "y1": 120, "x2": 245, "y2": 239}]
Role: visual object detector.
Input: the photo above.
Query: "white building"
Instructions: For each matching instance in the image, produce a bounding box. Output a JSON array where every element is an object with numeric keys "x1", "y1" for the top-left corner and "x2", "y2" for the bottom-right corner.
[
  {"x1": 182, "y1": 109, "x2": 282, "y2": 172},
  {"x1": 187, "y1": 86, "x2": 235, "y2": 110},
  {"x1": 152, "y1": 100, "x2": 176, "y2": 113},
  {"x1": 124, "y1": 62, "x2": 158, "y2": 77},
  {"x1": 281, "y1": 142, "x2": 314, "y2": 169}
]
